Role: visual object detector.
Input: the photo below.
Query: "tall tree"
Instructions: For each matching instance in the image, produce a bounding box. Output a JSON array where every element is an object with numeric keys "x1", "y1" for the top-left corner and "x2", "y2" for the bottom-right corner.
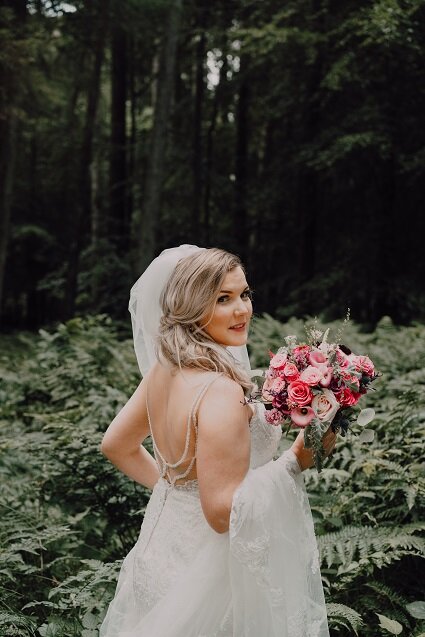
[
  {"x1": 109, "y1": 4, "x2": 128, "y2": 253},
  {"x1": 191, "y1": 5, "x2": 208, "y2": 237},
  {"x1": 138, "y1": 0, "x2": 183, "y2": 272},
  {"x1": 64, "y1": 0, "x2": 109, "y2": 318},
  {"x1": 234, "y1": 76, "x2": 249, "y2": 262},
  {"x1": 0, "y1": 0, "x2": 26, "y2": 321}
]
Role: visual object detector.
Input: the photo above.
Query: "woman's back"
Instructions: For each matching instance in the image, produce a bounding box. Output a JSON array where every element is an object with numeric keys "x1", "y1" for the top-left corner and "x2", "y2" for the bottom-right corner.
[{"x1": 145, "y1": 364, "x2": 226, "y2": 485}]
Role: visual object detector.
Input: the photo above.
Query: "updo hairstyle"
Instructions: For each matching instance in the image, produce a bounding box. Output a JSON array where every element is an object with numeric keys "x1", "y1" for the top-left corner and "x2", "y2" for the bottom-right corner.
[{"x1": 157, "y1": 248, "x2": 253, "y2": 392}]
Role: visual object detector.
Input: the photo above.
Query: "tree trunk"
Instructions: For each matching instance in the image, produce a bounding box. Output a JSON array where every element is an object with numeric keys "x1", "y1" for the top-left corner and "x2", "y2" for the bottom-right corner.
[
  {"x1": 109, "y1": 17, "x2": 128, "y2": 253},
  {"x1": 64, "y1": 1, "x2": 109, "y2": 318},
  {"x1": 203, "y1": 53, "x2": 228, "y2": 245},
  {"x1": 138, "y1": 0, "x2": 183, "y2": 272},
  {"x1": 128, "y1": 33, "x2": 137, "y2": 237},
  {"x1": 0, "y1": 116, "x2": 17, "y2": 321},
  {"x1": 0, "y1": 0, "x2": 26, "y2": 321},
  {"x1": 191, "y1": 6, "x2": 208, "y2": 236},
  {"x1": 234, "y1": 77, "x2": 249, "y2": 262}
]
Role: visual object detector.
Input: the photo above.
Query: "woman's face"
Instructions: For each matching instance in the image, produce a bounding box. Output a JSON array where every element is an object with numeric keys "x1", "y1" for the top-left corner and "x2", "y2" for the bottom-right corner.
[{"x1": 202, "y1": 266, "x2": 253, "y2": 346}]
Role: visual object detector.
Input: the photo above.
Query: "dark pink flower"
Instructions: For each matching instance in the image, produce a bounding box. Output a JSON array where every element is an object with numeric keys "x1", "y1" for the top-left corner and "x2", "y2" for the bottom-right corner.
[
  {"x1": 265, "y1": 408, "x2": 283, "y2": 426},
  {"x1": 335, "y1": 387, "x2": 361, "y2": 406},
  {"x1": 291, "y1": 407, "x2": 315, "y2": 428},
  {"x1": 287, "y1": 380, "x2": 313, "y2": 407}
]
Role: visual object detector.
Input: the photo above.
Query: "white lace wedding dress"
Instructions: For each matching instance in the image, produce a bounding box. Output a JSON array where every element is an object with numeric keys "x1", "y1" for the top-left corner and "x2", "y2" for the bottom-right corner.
[{"x1": 100, "y1": 375, "x2": 329, "y2": 637}]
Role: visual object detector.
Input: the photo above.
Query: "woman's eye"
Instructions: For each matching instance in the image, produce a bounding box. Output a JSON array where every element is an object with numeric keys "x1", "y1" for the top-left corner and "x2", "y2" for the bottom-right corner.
[{"x1": 217, "y1": 290, "x2": 252, "y2": 303}]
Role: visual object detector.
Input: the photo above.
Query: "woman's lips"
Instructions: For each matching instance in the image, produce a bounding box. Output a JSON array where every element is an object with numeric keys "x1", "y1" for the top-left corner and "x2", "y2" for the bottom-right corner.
[{"x1": 229, "y1": 323, "x2": 246, "y2": 331}]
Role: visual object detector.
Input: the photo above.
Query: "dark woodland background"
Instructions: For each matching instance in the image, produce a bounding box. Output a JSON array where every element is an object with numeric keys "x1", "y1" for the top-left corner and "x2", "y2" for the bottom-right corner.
[{"x1": 1, "y1": 0, "x2": 425, "y2": 331}]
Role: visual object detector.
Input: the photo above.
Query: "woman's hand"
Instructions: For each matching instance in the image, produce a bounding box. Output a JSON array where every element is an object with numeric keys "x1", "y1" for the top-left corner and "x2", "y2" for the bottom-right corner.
[{"x1": 290, "y1": 427, "x2": 337, "y2": 471}]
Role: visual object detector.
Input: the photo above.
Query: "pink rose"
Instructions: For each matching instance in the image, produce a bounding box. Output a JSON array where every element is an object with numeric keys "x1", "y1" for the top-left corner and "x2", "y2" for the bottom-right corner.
[
  {"x1": 300, "y1": 365, "x2": 323, "y2": 386},
  {"x1": 311, "y1": 389, "x2": 340, "y2": 422},
  {"x1": 265, "y1": 408, "x2": 283, "y2": 426},
  {"x1": 283, "y1": 362, "x2": 300, "y2": 381},
  {"x1": 291, "y1": 407, "x2": 315, "y2": 428},
  {"x1": 271, "y1": 377, "x2": 286, "y2": 394},
  {"x1": 287, "y1": 380, "x2": 313, "y2": 407},
  {"x1": 270, "y1": 351, "x2": 288, "y2": 370},
  {"x1": 309, "y1": 350, "x2": 327, "y2": 368},
  {"x1": 335, "y1": 387, "x2": 361, "y2": 406}
]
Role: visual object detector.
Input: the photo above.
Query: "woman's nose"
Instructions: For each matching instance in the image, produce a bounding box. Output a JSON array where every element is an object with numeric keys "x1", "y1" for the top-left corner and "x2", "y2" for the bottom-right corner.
[{"x1": 234, "y1": 299, "x2": 248, "y2": 315}]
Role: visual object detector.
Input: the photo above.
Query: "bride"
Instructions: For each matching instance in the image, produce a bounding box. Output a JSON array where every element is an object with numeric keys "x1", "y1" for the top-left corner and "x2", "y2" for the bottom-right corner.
[{"x1": 99, "y1": 245, "x2": 336, "y2": 637}]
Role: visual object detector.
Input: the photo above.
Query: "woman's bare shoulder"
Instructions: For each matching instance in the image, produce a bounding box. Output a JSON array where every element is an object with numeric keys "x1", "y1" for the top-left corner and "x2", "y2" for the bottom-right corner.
[{"x1": 197, "y1": 373, "x2": 249, "y2": 429}]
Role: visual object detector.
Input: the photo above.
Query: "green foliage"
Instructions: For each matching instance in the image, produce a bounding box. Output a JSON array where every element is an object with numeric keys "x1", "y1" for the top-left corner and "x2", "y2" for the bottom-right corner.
[
  {"x1": 0, "y1": 316, "x2": 147, "y2": 635},
  {"x1": 1, "y1": 314, "x2": 424, "y2": 636}
]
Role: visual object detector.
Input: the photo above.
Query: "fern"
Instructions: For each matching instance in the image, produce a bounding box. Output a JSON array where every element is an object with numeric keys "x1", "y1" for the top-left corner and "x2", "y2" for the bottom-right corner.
[
  {"x1": 326, "y1": 603, "x2": 364, "y2": 635},
  {"x1": 2, "y1": 316, "x2": 425, "y2": 636},
  {"x1": 0, "y1": 611, "x2": 37, "y2": 636},
  {"x1": 319, "y1": 523, "x2": 425, "y2": 570}
]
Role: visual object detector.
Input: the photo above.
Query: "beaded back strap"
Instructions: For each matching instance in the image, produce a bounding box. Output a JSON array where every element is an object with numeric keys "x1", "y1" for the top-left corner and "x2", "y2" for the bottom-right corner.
[{"x1": 146, "y1": 372, "x2": 223, "y2": 486}]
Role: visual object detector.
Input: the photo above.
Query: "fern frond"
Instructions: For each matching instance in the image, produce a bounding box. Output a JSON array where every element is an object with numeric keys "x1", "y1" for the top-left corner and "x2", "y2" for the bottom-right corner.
[
  {"x1": 0, "y1": 611, "x2": 37, "y2": 636},
  {"x1": 318, "y1": 523, "x2": 425, "y2": 569},
  {"x1": 326, "y1": 602, "x2": 364, "y2": 635}
]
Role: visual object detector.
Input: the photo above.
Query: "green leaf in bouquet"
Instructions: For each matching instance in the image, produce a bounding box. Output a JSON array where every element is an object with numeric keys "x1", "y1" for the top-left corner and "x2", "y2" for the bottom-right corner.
[
  {"x1": 375, "y1": 613, "x2": 403, "y2": 634},
  {"x1": 358, "y1": 429, "x2": 375, "y2": 443},
  {"x1": 357, "y1": 408, "x2": 375, "y2": 427},
  {"x1": 405, "y1": 601, "x2": 425, "y2": 619},
  {"x1": 304, "y1": 419, "x2": 324, "y2": 472},
  {"x1": 345, "y1": 380, "x2": 360, "y2": 391}
]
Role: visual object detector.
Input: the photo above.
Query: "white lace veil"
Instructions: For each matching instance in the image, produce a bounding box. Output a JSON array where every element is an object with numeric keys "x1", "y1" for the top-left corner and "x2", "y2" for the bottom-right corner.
[{"x1": 128, "y1": 244, "x2": 251, "y2": 376}]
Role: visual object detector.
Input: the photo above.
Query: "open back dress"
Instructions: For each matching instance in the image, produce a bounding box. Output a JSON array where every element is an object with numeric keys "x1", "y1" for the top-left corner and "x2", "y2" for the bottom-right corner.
[{"x1": 100, "y1": 373, "x2": 329, "y2": 637}]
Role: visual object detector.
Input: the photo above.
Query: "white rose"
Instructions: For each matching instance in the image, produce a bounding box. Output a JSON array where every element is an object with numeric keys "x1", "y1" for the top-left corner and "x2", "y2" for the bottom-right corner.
[{"x1": 312, "y1": 388, "x2": 340, "y2": 422}]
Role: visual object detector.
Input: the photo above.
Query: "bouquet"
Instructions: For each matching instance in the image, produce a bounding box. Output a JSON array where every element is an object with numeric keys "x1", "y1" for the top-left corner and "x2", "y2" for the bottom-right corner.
[{"x1": 253, "y1": 320, "x2": 380, "y2": 472}]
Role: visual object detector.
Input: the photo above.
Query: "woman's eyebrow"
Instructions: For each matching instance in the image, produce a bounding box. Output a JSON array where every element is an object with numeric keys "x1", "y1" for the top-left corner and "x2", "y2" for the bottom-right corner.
[{"x1": 219, "y1": 285, "x2": 250, "y2": 293}]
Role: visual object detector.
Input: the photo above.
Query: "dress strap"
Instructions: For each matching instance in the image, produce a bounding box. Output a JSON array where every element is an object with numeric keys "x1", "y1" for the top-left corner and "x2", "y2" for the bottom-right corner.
[{"x1": 146, "y1": 372, "x2": 223, "y2": 485}]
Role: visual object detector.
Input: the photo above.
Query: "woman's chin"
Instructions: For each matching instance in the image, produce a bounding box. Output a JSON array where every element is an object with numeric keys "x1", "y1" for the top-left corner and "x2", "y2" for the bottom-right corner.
[{"x1": 223, "y1": 331, "x2": 249, "y2": 347}]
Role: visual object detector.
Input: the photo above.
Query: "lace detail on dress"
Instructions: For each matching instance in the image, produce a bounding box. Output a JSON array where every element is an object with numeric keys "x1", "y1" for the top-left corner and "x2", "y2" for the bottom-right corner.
[
  {"x1": 132, "y1": 477, "x2": 208, "y2": 614},
  {"x1": 249, "y1": 402, "x2": 282, "y2": 469},
  {"x1": 231, "y1": 533, "x2": 285, "y2": 607}
]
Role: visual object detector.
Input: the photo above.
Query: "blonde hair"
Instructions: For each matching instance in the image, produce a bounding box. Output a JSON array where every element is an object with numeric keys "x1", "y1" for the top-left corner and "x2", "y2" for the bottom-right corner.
[{"x1": 157, "y1": 248, "x2": 253, "y2": 393}]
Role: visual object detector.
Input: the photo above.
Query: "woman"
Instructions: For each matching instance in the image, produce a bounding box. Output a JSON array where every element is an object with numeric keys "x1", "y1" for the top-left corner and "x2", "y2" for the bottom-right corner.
[{"x1": 100, "y1": 245, "x2": 336, "y2": 637}]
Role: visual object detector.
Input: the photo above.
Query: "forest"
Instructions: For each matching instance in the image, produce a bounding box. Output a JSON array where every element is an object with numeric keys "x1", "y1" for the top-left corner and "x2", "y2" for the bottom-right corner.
[
  {"x1": 1, "y1": 0, "x2": 425, "y2": 329},
  {"x1": 1, "y1": 1, "x2": 424, "y2": 636}
]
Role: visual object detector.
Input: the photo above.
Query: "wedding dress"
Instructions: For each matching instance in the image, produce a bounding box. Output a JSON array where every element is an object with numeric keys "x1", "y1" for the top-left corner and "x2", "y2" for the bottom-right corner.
[{"x1": 100, "y1": 374, "x2": 329, "y2": 637}]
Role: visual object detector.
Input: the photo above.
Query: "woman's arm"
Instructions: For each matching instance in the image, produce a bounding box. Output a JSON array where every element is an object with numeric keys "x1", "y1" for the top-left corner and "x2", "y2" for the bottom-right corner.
[
  {"x1": 196, "y1": 377, "x2": 252, "y2": 534},
  {"x1": 100, "y1": 377, "x2": 160, "y2": 490}
]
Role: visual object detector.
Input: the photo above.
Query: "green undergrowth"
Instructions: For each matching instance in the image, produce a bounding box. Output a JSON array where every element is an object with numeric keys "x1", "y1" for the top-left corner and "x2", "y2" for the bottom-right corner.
[{"x1": 0, "y1": 314, "x2": 424, "y2": 636}]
